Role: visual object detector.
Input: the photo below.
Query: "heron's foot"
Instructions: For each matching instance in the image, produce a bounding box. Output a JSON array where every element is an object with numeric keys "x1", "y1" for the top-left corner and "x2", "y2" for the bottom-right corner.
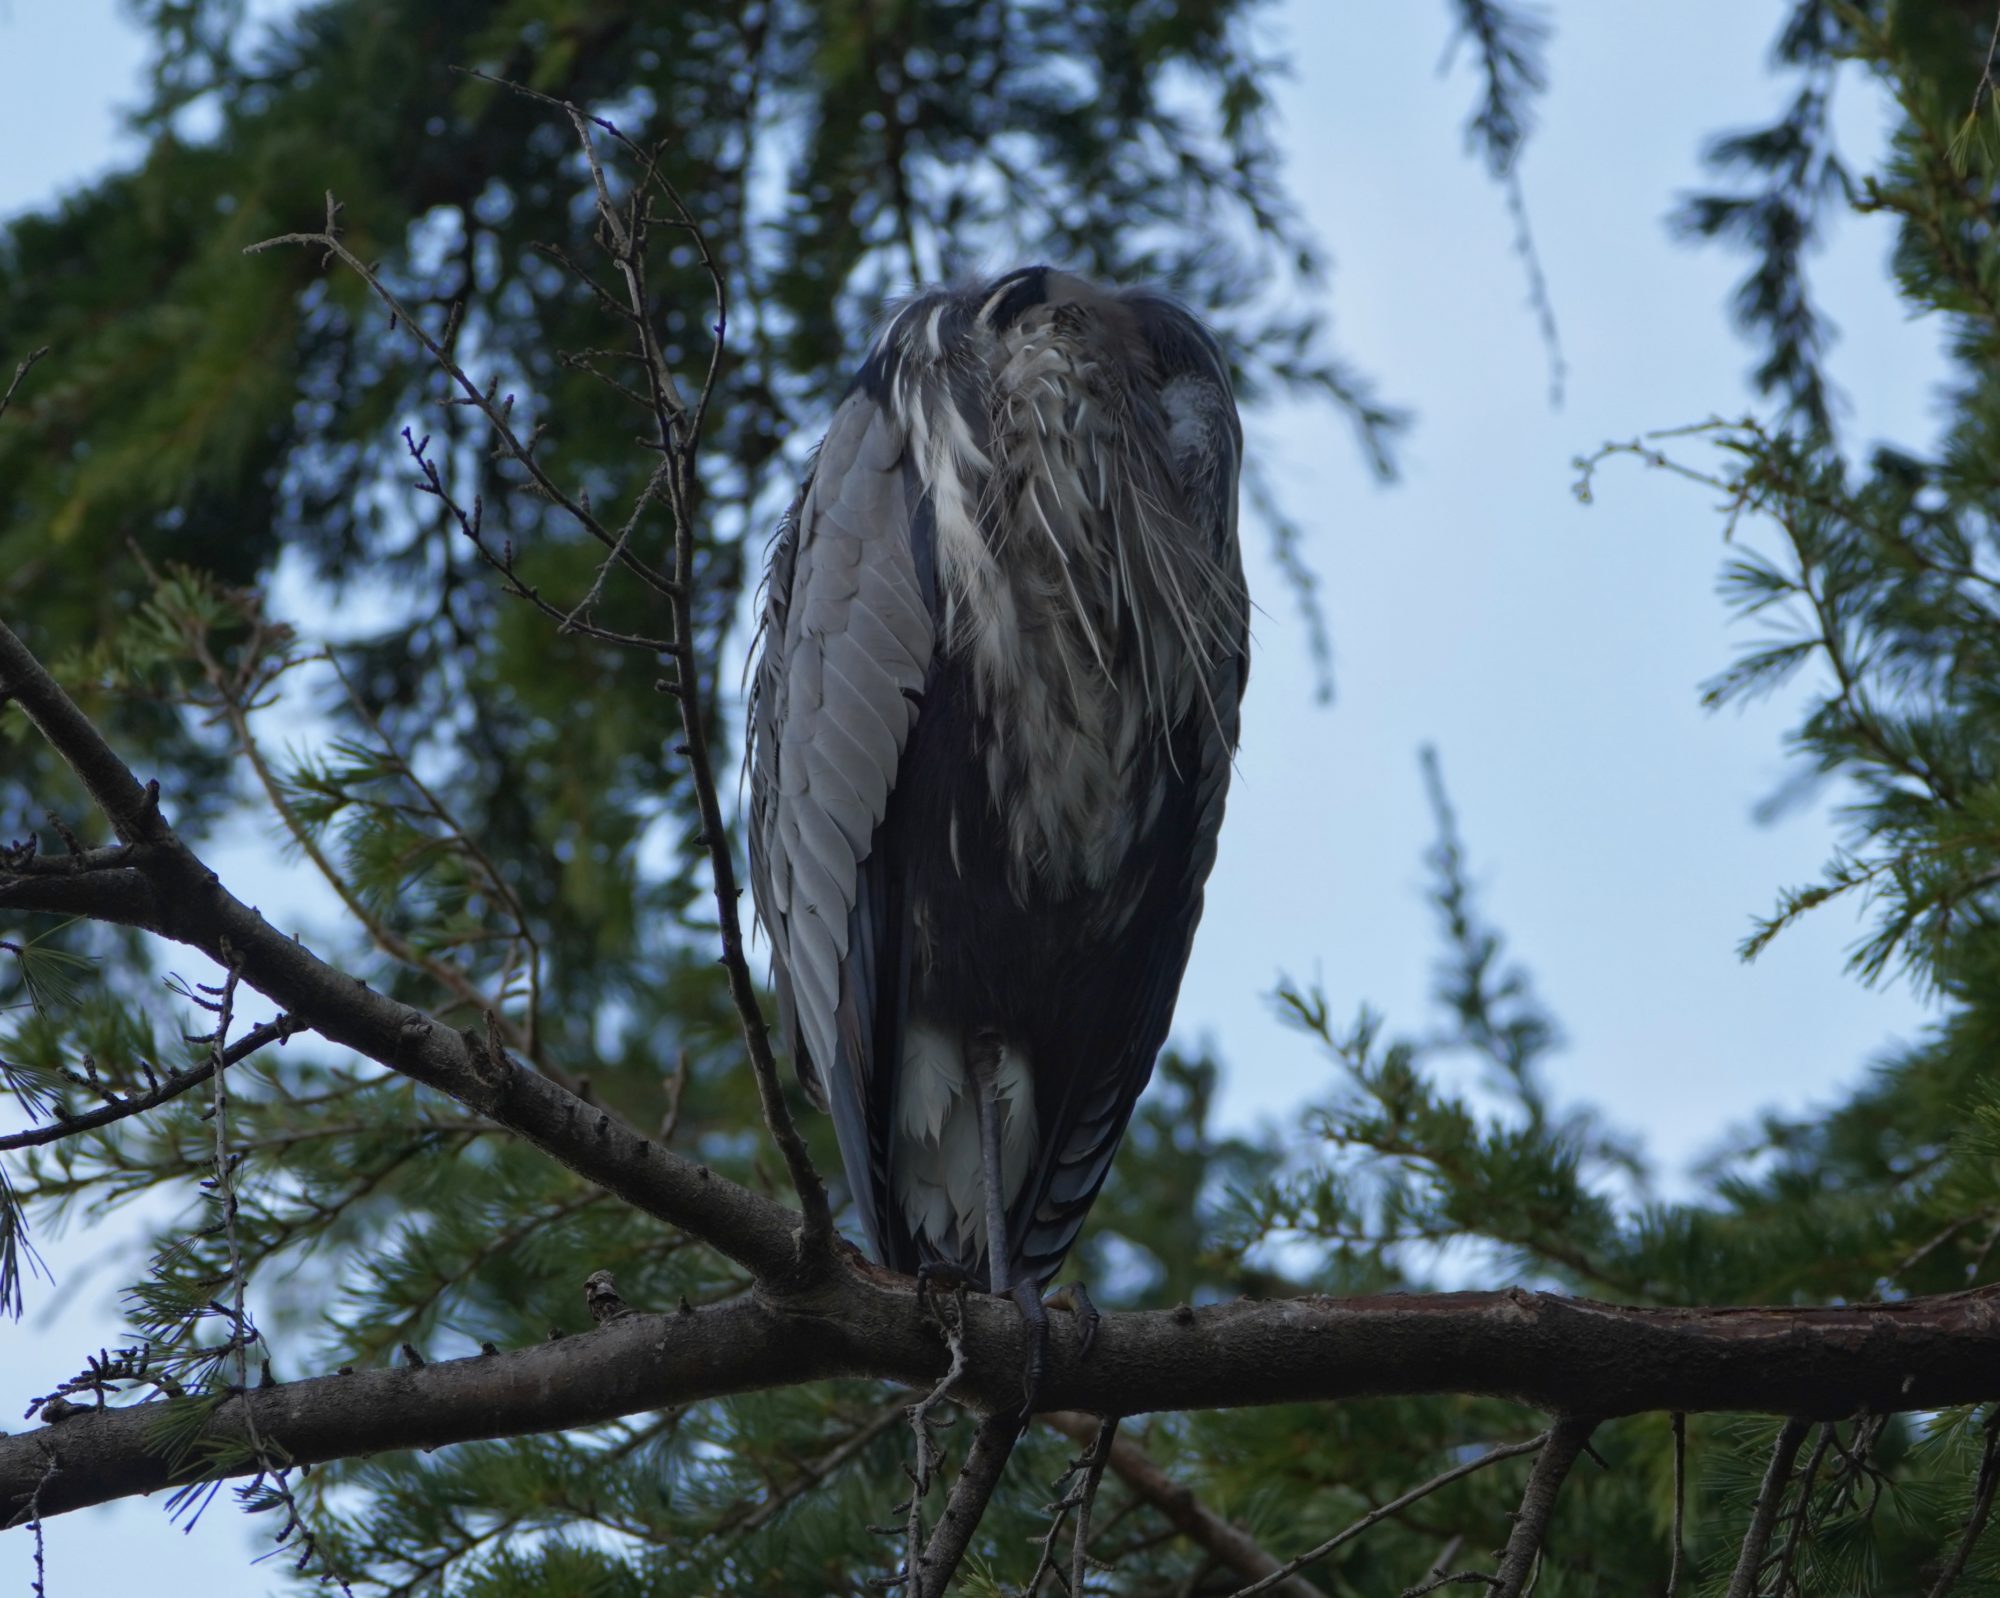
[
  {"x1": 1043, "y1": 1279, "x2": 1101, "y2": 1362},
  {"x1": 1010, "y1": 1281, "x2": 1098, "y2": 1425},
  {"x1": 1010, "y1": 1280, "x2": 1053, "y2": 1427}
]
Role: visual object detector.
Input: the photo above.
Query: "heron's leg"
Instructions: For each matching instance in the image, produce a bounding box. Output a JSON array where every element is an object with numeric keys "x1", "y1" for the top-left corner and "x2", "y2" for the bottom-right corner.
[
  {"x1": 969, "y1": 1037, "x2": 1015, "y2": 1295},
  {"x1": 968, "y1": 1031, "x2": 1049, "y2": 1418}
]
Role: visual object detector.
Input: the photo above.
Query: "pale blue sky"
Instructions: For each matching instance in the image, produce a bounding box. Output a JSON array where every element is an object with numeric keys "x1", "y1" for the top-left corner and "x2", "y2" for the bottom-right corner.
[{"x1": 0, "y1": 1, "x2": 1948, "y2": 1587}]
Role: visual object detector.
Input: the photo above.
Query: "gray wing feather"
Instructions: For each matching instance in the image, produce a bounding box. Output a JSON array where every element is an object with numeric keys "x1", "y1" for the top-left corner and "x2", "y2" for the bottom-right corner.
[{"x1": 750, "y1": 390, "x2": 932, "y2": 1238}]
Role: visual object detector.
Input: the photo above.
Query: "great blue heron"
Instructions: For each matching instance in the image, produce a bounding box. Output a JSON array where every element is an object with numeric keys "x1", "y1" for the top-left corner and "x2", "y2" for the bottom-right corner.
[{"x1": 749, "y1": 265, "x2": 1247, "y2": 1410}]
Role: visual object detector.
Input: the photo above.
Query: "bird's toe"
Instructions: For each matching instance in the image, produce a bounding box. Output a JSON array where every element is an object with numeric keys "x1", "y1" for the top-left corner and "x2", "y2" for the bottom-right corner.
[{"x1": 1045, "y1": 1279, "x2": 1101, "y2": 1361}]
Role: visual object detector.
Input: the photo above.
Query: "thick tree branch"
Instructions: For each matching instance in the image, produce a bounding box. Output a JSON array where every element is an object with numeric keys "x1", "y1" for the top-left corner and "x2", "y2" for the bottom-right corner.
[
  {"x1": 0, "y1": 866, "x2": 162, "y2": 928},
  {"x1": 9, "y1": 1282, "x2": 2000, "y2": 1528},
  {"x1": 0, "y1": 615, "x2": 811, "y2": 1286}
]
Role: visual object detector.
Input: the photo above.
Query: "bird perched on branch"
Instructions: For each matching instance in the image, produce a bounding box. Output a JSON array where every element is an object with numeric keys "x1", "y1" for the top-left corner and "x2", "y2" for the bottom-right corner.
[{"x1": 749, "y1": 265, "x2": 1247, "y2": 1412}]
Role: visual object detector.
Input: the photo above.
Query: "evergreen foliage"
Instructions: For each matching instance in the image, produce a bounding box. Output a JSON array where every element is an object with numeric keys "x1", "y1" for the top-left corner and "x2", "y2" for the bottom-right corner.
[{"x1": 12, "y1": 1, "x2": 2000, "y2": 1593}]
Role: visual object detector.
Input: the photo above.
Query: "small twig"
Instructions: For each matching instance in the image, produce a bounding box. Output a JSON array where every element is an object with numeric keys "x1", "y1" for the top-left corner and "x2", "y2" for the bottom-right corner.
[
  {"x1": 1400, "y1": 1573, "x2": 1499, "y2": 1597},
  {"x1": 398, "y1": 426, "x2": 675, "y2": 655},
  {"x1": 1024, "y1": 1414, "x2": 1123, "y2": 1594},
  {"x1": 0, "y1": 1015, "x2": 303, "y2": 1152},
  {"x1": 1894, "y1": 1210, "x2": 1988, "y2": 1283},
  {"x1": 0, "y1": 347, "x2": 48, "y2": 427},
  {"x1": 1950, "y1": 4, "x2": 2000, "y2": 170},
  {"x1": 1425, "y1": 1535, "x2": 1465, "y2": 1581},
  {"x1": 1667, "y1": 1413, "x2": 1686, "y2": 1597},
  {"x1": 323, "y1": 650, "x2": 549, "y2": 1065},
  {"x1": 172, "y1": 587, "x2": 540, "y2": 1064},
  {"x1": 1770, "y1": 1422, "x2": 1832, "y2": 1595},
  {"x1": 1071, "y1": 1415, "x2": 1119, "y2": 1595},
  {"x1": 1490, "y1": 1417, "x2": 1595, "y2": 1598},
  {"x1": 9, "y1": 1442, "x2": 59, "y2": 1596},
  {"x1": 889, "y1": 1297, "x2": 970, "y2": 1597},
  {"x1": 1044, "y1": 1411, "x2": 1327, "y2": 1598},
  {"x1": 659, "y1": 1050, "x2": 689, "y2": 1142},
  {"x1": 245, "y1": 206, "x2": 682, "y2": 602},
  {"x1": 182, "y1": 956, "x2": 351, "y2": 1590},
  {"x1": 1724, "y1": 1418, "x2": 1809, "y2": 1598}
]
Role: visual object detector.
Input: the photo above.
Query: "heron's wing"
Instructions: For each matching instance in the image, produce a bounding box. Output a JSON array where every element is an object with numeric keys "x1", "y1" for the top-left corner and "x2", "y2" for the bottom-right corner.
[
  {"x1": 1012, "y1": 309, "x2": 1248, "y2": 1286},
  {"x1": 1013, "y1": 639, "x2": 1245, "y2": 1286},
  {"x1": 749, "y1": 390, "x2": 932, "y2": 1248}
]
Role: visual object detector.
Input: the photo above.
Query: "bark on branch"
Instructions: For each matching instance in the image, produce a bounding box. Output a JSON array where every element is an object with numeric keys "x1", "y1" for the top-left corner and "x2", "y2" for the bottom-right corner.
[{"x1": 9, "y1": 1279, "x2": 2000, "y2": 1527}]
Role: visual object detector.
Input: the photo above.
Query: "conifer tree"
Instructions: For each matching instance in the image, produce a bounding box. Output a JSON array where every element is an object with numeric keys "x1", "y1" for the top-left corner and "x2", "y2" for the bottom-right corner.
[{"x1": 10, "y1": 2, "x2": 2000, "y2": 1594}]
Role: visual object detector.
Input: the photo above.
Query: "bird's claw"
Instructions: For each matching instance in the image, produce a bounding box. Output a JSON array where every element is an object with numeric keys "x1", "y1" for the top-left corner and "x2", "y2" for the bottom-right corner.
[
  {"x1": 914, "y1": 1269, "x2": 1098, "y2": 1430},
  {"x1": 1011, "y1": 1280, "x2": 1051, "y2": 1431},
  {"x1": 1012, "y1": 1278, "x2": 1099, "y2": 1426},
  {"x1": 1044, "y1": 1279, "x2": 1100, "y2": 1362}
]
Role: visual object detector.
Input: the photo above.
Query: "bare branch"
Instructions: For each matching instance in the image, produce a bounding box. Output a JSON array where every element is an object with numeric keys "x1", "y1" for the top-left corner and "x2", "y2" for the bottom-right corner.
[
  {"x1": 1770, "y1": 1422, "x2": 1832, "y2": 1594},
  {"x1": 1668, "y1": 1412, "x2": 1686, "y2": 1598},
  {"x1": 0, "y1": 347, "x2": 47, "y2": 427},
  {"x1": 894, "y1": 1299, "x2": 971, "y2": 1596},
  {"x1": 1490, "y1": 1416, "x2": 1594, "y2": 1598},
  {"x1": 243, "y1": 106, "x2": 831, "y2": 1247},
  {"x1": 0, "y1": 1014, "x2": 303, "y2": 1153},
  {"x1": 1025, "y1": 1415, "x2": 1113, "y2": 1594},
  {"x1": 397, "y1": 426, "x2": 674, "y2": 655},
  {"x1": 1069, "y1": 1414, "x2": 1118, "y2": 1594},
  {"x1": 1724, "y1": 1418, "x2": 1809, "y2": 1598},
  {"x1": 538, "y1": 101, "x2": 830, "y2": 1248},
  {"x1": 243, "y1": 204, "x2": 681, "y2": 603},
  {"x1": 913, "y1": 1411, "x2": 1017, "y2": 1597}
]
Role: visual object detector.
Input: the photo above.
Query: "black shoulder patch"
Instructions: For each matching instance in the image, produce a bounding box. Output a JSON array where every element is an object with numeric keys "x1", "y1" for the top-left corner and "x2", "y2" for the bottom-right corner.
[{"x1": 978, "y1": 265, "x2": 1052, "y2": 332}]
